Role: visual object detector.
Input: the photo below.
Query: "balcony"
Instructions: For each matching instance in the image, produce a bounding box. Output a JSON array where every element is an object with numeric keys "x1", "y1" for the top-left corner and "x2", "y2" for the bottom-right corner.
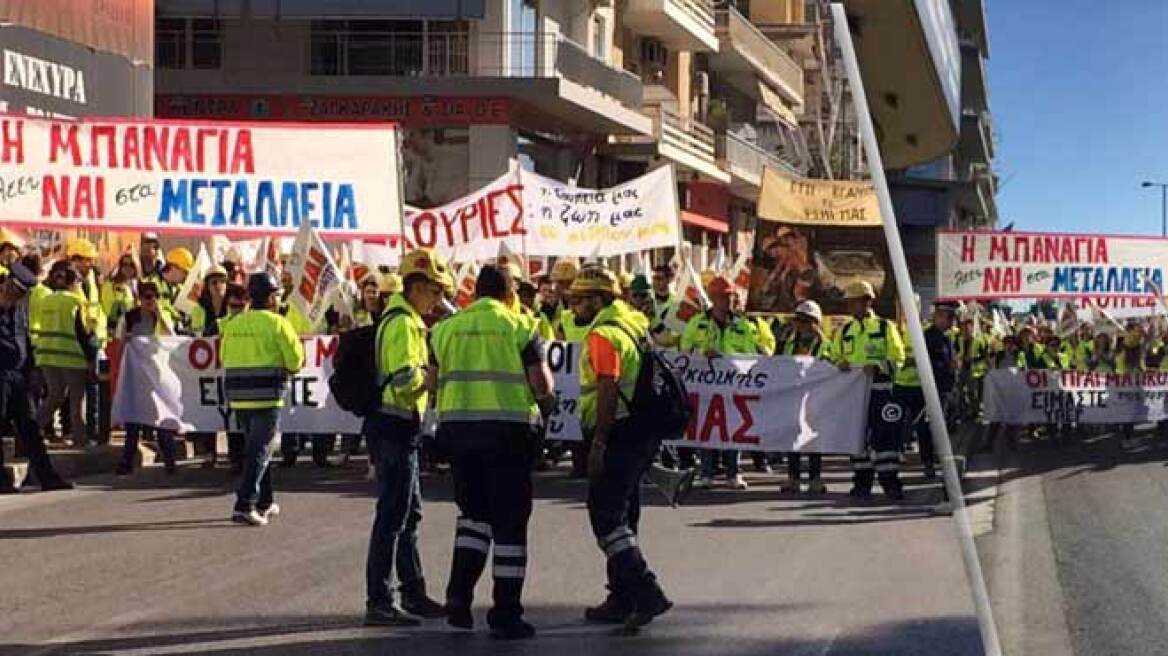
[
  {"x1": 716, "y1": 130, "x2": 799, "y2": 198},
  {"x1": 959, "y1": 111, "x2": 994, "y2": 165},
  {"x1": 654, "y1": 106, "x2": 731, "y2": 183},
  {"x1": 159, "y1": 29, "x2": 651, "y2": 135},
  {"x1": 954, "y1": 0, "x2": 990, "y2": 56},
  {"x1": 961, "y1": 40, "x2": 989, "y2": 113},
  {"x1": 624, "y1": 0, "x2": 720, "y2": 53},
  {"x1": 710, "y1": 4, "x2": 804, "y2": 109},
  {"x1": 954, "y1": 162, "x2": 997, "y2": 226}
]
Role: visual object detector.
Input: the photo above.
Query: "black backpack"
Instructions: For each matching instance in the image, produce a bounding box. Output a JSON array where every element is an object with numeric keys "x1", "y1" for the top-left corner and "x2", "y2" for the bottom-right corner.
[
  {"x1": 605, "y1": 322, "x2": 691, "y2": 442},
  {"x1": 328, "y1": 308, "x2": 405, "y2": 417}
]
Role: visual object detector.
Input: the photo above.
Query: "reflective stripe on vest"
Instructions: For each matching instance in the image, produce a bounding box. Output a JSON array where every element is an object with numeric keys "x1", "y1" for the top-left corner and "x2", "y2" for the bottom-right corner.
[{"x1": 224, "y1": 366, "x2": 287, "y2": 403}]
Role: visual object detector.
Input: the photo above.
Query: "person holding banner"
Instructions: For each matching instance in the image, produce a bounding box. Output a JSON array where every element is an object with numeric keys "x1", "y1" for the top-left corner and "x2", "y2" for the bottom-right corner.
[
  {"x1": 221, "y1": 273, "x2": 305, "y2": 527},
  {"x1": 682, "y1": 274, "x2": 768, "y2": 491},
  {"x1": 362, "y1": 248, "x2": 451, "y2": 627},
  {"x1": 114, "y1": 282, "x2": 179, "y2": 476},
  {"x1": 100, "y1": 254, "x2": 140, "y2": 337},
  {"x1": 431, "y1": 264, "x2": 554, "y2": 640},
  {"x1": 1116, "y1": 327, "x2": 1147, "y2": 448},
  {"x1": 570, "y1": 265, "x2": 672, "y2": 630},
  {"x1": 832, "y1": 281, "x2": 907, "y2": 501},
  {"x1": 778, "y1": 301, "x2": 831, "y2": 494},
  {"x1": 146, "y1": 248, "x2": 193, "y2": 330},
  {"x1": 188, "y1": 265, "x2": 231, "y2": 465},
  {"x1": 67, "y1": 239, "x2": 107, "y2": 446},
  {"x1": 893, "y1": 301, "x2": 957, "y2": 482}
]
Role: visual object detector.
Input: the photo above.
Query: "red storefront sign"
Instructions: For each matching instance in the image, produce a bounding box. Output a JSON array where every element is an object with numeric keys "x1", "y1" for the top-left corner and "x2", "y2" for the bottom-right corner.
[{"x1": 155, "y1": 94, "x2": 513, "y2": 127}]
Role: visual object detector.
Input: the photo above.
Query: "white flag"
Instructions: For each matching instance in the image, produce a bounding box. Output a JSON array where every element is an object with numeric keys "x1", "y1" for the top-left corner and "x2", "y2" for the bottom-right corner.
[
  {"x1": 174, "y1": 244, "x2": 212, "y2": 316},
  {"x1": 287, "y1": 222, "x2": 344, "y2": 328},
  {"x1": 663, "y1": 259, "x2": 710, "y2": 334}
]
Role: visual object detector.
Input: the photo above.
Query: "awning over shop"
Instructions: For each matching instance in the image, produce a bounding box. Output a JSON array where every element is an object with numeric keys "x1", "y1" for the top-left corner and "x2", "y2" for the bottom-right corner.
[
  {"x1": 681, "y1": 210, "x2": 729, "y2": 234},
  {"x1": 757, "y1": 81, "x2": 800, "y2": 127}
]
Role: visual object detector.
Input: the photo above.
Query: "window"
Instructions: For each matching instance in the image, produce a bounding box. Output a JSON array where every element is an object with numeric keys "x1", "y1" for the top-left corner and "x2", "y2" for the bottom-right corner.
[
  {"x1": 155, "y1": 17, "x2": 222, "y2": 70},
  {"x1": 155, "y1": 18, "x2": 187, "y2": 70},
  {"x1": 592, "y1": 15, "x2": 608, "y2": 62},
  {"x1": 310, "y1": 19, "x2": 467, "y2": 76},
  {"x1": 191, "y1": 19, "x2": 222, "y2": 69}
]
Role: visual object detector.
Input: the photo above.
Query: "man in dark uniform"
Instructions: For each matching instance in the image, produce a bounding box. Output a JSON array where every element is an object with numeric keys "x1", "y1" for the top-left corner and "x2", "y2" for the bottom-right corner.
[{"x1": 0, "y1": 263, "x2": 73, "y2": 493}]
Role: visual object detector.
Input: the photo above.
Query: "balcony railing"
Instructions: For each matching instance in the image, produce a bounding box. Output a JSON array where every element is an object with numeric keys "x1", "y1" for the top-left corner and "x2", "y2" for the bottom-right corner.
[
  {"x1": 309, "y1": 30, "x2": 642, "y2": 108},
  {"x1": 650, "y1": 105, "x2": 717, "y2": 162},
  {"x1": 673, "y1": 0, "x2": 716, "y2": 27},
  {"x1": 715, "y1": 4, "x2": 804, "y2": 102},
  {"x1": 717, "y1": 130, "x2": 799, "y2": 182}
]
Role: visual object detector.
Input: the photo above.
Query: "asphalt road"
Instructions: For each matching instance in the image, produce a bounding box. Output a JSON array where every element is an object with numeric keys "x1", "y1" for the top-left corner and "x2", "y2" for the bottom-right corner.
[
  {"x1": 978, "y1": 426, "x2": 1168, "y2": 656},
  {"x1": 0, "y1": 456, "x2": 982, "y2": 655}
]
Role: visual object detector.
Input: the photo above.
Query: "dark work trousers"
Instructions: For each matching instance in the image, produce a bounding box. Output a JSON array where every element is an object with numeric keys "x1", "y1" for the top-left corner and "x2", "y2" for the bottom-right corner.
[
  {"x1": 787, "y1": 453, "x2": 822, "y2": 482},
  {"x1": 850, "y1": 388, "x2": 904, "y2": 494},
  {"x1": 0, "y1": 374, "x2": 64, "y2": 487},
  {"x1": 363, "y1": 412, "x2": 424, "y2": 607},
  {"x1": 120, "y1": 424, "x2": 177, "y2": 470},
  {"x1": 894, "y1": 385, "x2": 935, "y2": 466},
  {"x1": 588, "y1": 420, "x2": 662, "y2": 609},
  {"x1": 441, "y1": 422, "x2": 535, "y2": 627}
]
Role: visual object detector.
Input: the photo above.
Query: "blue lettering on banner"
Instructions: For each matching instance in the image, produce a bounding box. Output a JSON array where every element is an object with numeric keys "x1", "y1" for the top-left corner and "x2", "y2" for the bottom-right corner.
[
  {"x1": 1050, "y1": 266, "x2": 1162, "y2": 294},
  {"x1": 155, "y1": 178, "x2": 359, "y2": 229}
]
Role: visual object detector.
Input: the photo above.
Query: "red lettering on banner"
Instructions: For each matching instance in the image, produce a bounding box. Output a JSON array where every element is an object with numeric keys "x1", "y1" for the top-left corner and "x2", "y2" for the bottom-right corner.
[
  {"x1": 731, "y1": 395, "x2": 761, "y2": 445},
  {"x1": 189, "y1": 339, "x2": 215, "y2": 370},
  {"x1": 40, "y1": 175, "x2": 105, "y2": 219},
  {"x1": 144, "y1": 127, "x2": 169, "y2": 171},
  {"x1": 1, "y1": 119, "x2": 23, "y2": 164},
  {"x1": 170, "y1": 128, "x2": 194, "y2": 171},
  {"x1": 121, "y1": 126, "x2": 143, "y2": 169},
  {"x1": 49, "y1": 123, "x2": 81, "y2": 166},
  {"x1": 961, "y1": 235, "x2": 976, "y2": 263},
  {"x1": 507, "y1": 185, "x2": 526, "y2": 235},
  {"x1": 195, "y1": 127, "x2": 218, "y2": 171},
  {"x1": 298, "y1": 247, "x2": 326, "y2": 303},
  {"x1": 1094, "y1": 239, "x2": 1108, "y2": 263},
  {"x1": 231, "y1": 129, "x2": 255, "y2": 174},
  {"x1": 988, "y1": 236, "x2": 1007, "y2": 262},
  {"x1": 315, "y1": 336, "x2": 337, "y2": 367},
  {"x1": 699, "y1": 394, "x2": 729, "y2": 443},
  {"x1": 684, "y1": 392, "x2": 700, "y2": 440}
]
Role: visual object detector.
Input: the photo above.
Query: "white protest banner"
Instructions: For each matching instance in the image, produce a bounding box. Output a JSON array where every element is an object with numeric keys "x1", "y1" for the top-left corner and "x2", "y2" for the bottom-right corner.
[
  {"x1": 546, "y1": 344, "x2": 869, "y2": 453},
  {"x1": 287, "y1": 222, "x2": 344, "y2": 327},
  {"x1": 112, "y1": 335, "x2": 360, "y2": 433},
  {"x1": 663, "y1": 259, "x2": 709, "y2": 335},
  {"x1": 522, "y1": 165, "x2": 681, "y2": 258},
  {"x1": 937, "y1": 230, "x2": 1168, "y2": 301},
  {"x1": 350, "y1": 240, "x2": 401, "y2": 269},
  {"x1": 984, "y1": 368, "x2": 1168, "y2": 425},
  {"x1": 0, "y1": 115, "x2": 403, "y2": 239},
  {"x1": 401, "y1": 169, "x2": 525, "y2": 261},
  {"x1": 212, "y1": 236, "x2": 265, "y2": 270},
  {"x1": 174, "y1": 244, "x2": 212, "y2": 315}
]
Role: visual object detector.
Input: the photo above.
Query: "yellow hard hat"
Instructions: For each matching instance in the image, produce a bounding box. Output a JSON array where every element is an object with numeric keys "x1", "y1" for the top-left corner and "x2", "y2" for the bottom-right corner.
[
  {"x1": 379, "y1": 272, "x2": 403, "y2": 295},
  {"x1": 844, "y1": 280, "x2": 877, "y2": 300},
  {"x1": 0, "y1": 227, "x2": 24, "y2": 250},
  {"x1": 166, "y1": 247, "x2": 195, "y2": 272},
  {"x1": 401, "y1": 248, "x2": 453, "y2": 288},
  {"x1": 204, "y1": 264, "x2": 228, "y2": 280},
  {"x1": 700, "y1": 269, "x2": 717, "y2": 288},
  {"x1": 618, "y1": 272, "x2": 635, "y2": 291},
  {"x1": 66, "y1": 237, "x2": 98, "y2": 260},
  {"x1": 570, "y1": 266, "x2": 620, "y2": 296},
  {"x1": 550, "y1": 258, "x2": 580, "y2": 283}
]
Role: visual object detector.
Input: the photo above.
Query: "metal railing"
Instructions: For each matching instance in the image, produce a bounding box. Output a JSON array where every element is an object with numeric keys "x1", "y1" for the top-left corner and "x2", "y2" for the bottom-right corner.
[
  {"x1": 672, "y1": 0, "x2": 716, "y2": 28},
  {"x1": 715, "y1": 3, "x2": 804, "y2": 100},
  {"x1": 308, "y1": 30, "x2": 641, "y2": 108},
  {"x1": 650, "y1": 105, "x2": 717, "y2": 162},
  {"x1": 717, "y1": 130, "x2": 800, "y2": 180}
]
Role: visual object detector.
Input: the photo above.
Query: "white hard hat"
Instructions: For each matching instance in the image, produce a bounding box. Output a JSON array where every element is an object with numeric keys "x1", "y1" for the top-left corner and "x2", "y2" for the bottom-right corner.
[{"x1": 795, "y1": 300, "x2": 823, "y2": 324}]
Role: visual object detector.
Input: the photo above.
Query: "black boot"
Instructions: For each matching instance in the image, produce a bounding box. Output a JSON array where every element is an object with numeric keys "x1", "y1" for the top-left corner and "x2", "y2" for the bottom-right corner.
[
  {"x1": 585, "y1": 586, "x2": 633, "y2": 624},
  {"x1": 400, "y1": 579, "x2": 446, "y2": 619},
  {"x1": 625, "y1": 577, "x2": 672, "y2": 630}
]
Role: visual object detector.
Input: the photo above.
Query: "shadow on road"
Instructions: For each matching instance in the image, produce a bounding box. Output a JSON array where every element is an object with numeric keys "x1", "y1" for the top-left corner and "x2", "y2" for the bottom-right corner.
[
  {"x1": 0, "y1": 517, "x2": 230, "y2": 539},
  {"x1": 0, "y1": 610, "x2": 982, "y2": 656}
]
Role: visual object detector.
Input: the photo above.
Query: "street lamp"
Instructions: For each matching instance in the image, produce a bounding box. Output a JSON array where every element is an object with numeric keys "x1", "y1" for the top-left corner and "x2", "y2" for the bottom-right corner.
[{"x1": 1141, "y1": 181, "x2": 1168, "y2": 237}]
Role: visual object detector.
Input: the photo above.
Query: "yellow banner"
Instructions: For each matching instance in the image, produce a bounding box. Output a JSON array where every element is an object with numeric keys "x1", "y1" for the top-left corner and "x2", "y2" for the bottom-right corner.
[{"x1": 758, "y1": 167, "x2": 882, "y2": 227}]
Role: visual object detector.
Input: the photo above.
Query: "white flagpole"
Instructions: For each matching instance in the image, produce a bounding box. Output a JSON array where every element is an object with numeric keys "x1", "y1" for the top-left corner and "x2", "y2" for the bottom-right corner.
[{"x1": 831, "y1": 5, "x2": 1002, "y2": 656}]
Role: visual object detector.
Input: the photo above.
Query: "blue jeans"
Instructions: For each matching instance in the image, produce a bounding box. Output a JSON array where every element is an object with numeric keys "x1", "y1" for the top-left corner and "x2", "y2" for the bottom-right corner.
[
  {"x1": 364, "y1": 413, "x2": 424, "y2": 606},
  {"x1": 234, "y1": 409, "x2": 279, "y2": 513}
]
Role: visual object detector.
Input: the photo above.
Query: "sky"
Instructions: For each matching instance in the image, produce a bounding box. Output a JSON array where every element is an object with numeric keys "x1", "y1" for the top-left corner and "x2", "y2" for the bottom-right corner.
[{"x1": 989, "y1": 0, "x2": 1168, "y2": 235}]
